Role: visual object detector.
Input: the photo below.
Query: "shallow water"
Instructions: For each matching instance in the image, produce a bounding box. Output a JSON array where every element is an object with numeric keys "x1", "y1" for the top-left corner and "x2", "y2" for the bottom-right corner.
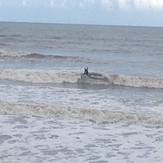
[{"x1": 0, "y1": 115, "x2": 163, "y2": 163}]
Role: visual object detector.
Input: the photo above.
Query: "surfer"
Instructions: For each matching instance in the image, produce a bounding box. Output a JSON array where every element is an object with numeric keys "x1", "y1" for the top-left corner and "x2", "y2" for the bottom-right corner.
[{"x1": 84, "y1": 67, "x2": 89, "y2": 76}]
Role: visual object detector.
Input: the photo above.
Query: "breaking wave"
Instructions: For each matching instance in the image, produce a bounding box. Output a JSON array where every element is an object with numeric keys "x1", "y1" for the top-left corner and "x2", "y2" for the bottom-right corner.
[
  {"x1": 21, "y1": 53, "x2": 86, "y2": 62},
  {"x1": 0, "y1": 50, "x2": 89, "y2": 62},
  {"x1": 107, "y1": 74, "x2": 163, "y2": 89},
  {"x1": 1, "y1": 69, "x2": 163, "y2": 89},
  {"x1": 0, "y1": 102, "x2": 163, "y2": 127},
  {"x1": 0, "y1": 69, "x2": 80, "y2": 84}
]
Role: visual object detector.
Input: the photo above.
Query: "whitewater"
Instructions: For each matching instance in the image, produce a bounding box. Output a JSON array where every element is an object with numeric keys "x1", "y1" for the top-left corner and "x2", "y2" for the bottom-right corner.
[{"x1": 0, "y1": 22, "x2": 163, "y2": 162}]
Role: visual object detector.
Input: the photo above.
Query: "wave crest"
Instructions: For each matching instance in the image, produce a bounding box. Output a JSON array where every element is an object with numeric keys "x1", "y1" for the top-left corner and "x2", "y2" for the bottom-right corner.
[
  {"x1": 1, "y1": 69, "x2": 163, "y2": 89},
  {"x1": 0, "y1": 69, "x2": 80, "y2": 84},
  {"x1": 1, "y1": 102, "x2": 163, "y2": 127},
  {"x1": 109, "y1": 74, "x2": 163, "y2": 89},
  {"x1": 23, "y1": 53, "x2": 84, "y2": 61},
  {"x1": 0, "y1": 50, "x2": 87, "y2": 62}
]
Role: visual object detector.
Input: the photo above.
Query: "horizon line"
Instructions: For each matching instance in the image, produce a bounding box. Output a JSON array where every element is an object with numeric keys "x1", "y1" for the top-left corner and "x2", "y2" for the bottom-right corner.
[{"x1": 0, "y1": 20, "x2": 163, "y2": 28}]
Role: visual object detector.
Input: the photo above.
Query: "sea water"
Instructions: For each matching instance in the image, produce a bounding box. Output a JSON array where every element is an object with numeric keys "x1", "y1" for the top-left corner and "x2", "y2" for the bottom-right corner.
[{"x1": 0, "y1": 22, "x2": 163, "y2": 162}]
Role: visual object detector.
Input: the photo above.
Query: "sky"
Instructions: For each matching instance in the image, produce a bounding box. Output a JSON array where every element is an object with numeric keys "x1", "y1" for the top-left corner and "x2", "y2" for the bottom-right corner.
[{"x1": 0, "y1": 0, "x2": 163, "y2": 26}]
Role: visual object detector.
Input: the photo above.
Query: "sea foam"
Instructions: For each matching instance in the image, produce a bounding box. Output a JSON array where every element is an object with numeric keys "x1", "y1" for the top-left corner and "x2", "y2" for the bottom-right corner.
[
  {"x1": 1, "y1": 69, "x2": 163, "y2": 89},
  {"x1": 1, "y1": 102, "x2": 163, "y2": 127}
]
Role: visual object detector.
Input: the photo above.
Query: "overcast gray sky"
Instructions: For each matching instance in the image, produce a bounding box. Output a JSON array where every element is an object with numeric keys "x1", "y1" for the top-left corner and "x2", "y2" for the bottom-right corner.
[{"x1": 0, "y1": 0, "x2": 163, "y2": 26}]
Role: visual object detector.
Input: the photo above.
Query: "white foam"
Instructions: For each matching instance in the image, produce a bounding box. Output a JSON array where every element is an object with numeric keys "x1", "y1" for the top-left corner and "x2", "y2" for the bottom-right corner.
[
  {"x1": 1, "y1": 115, "x2": 163, "y2": 162},
  {"x1": 0, "y1": 49, "x2": 26, "y2": 57},
  {"x1": 1, "y1": 69, "x2": 163, "y2": 89},
  {"x1": 0, "y1": 102, "x2": 163, "y2": 126},
  {"x1": 0, "y1": 69, "x2": 80, "y2": 84},
  {"x1": 109, "y1": 74, "x2": 163, "y2": 89}
]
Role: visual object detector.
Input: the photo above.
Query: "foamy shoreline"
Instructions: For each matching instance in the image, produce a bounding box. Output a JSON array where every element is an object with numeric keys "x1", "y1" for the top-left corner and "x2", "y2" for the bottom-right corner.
[{"x1": 0, "y1": 114, "x2": 163, "y2": 163}]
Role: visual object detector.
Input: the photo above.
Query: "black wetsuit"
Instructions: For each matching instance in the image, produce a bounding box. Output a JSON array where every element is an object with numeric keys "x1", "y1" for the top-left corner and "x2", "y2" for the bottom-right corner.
[{"x1": 84, "y1": 68, "x2": 88, "y2": 75}]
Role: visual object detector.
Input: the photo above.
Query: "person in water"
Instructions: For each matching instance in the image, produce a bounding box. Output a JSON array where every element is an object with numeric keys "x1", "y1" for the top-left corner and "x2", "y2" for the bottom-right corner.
[{"x1": 84, "y1": 67, "x2": 89, "y2": 75}]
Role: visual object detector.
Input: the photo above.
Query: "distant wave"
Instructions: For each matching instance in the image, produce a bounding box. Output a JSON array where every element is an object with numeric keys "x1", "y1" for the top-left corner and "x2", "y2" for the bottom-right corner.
[
  {"x1": 0, "y1": 102, "x2": 163, "y2": 127},
  {"x1": 22, "y1": 53, "x2": 84, "y2": 61},
  {"x1": 0, "y1": 69, "x2": 163, "y2": 89},
  {"x1": 24, "y1": 53, "x2": 53, "y2": 59},
  {"x1": 0, "y1": 50, "x2": 89, "y2": 62},
  {"x1": 0, "y1": 34, "x2": 21, "y2": 38},
  {"x1": 0, "y1": 34, "x2": 7, "y2": 38},
  {"x1": 49, "y1": 36, "x2": 62, "y2": 40}
]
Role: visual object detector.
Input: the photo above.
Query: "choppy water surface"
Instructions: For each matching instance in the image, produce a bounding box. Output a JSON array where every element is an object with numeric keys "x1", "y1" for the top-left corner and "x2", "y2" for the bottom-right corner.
[
  {"x1": 0, "y1": 22, "x2": 163, "y2": 162},
  {"x1": 1, "y1": 115, "x2": 163, "y2": 163}
]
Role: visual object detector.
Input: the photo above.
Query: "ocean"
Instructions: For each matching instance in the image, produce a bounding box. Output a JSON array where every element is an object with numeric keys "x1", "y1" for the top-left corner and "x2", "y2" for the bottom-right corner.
[{"x1": 0, "y1": 22, "x2": 163, "y2": 162}]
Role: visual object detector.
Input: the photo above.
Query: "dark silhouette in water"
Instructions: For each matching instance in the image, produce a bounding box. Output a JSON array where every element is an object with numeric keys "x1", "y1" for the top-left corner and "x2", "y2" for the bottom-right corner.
[
  {"x1": 79, "y1": 68, "x2": 110, "y2": 85},
  {"x1": 84, "y1": 67, "x2": 89, "y2": 76}
]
